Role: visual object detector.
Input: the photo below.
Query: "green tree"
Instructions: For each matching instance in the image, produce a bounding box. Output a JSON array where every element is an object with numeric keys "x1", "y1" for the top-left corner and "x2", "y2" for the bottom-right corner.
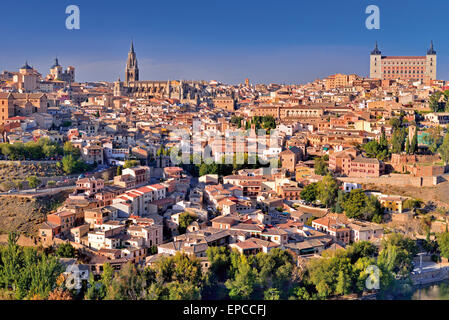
[
  {"x1": 429, "y1": 91, "x2": 445, "y2": 112},
  {"x1": 345, "y1": 241, "x2": 378, "y2": 264},
  {"x1": 316, "y1": 174, "x2": 339, "y2": 208},
  {"x1": 225, "y1": 255, "x2": 257, "y2": 300},
  {"x1": 379, "y1": 234, "x2": 417, "y2": 278},
  {"x1": 124, "y1": 160, "x2": 140, "y2": 169},
  {"x1": 26, "y1": 176, "x2": 41, "y2": 189},
  {"x1": 101, "y1": 263, "x2": 115, "y2": 288},
  {"x1": 437, "y1": 233, "x2": 449, "y2": 259},
  {"x1": 343, "y1": 189, "x2": 367, "y2": 219},
  {"x1": 335, "y1": 270, "x2": 352, "y2": 295},
  {"x1": 300, "y1": 183, "x2": 318, "y2": 203},
  {"x1": 314, "y1": 157, "x2": 329, "y2": 176},
  {"x1": 423, "y1": 126, "x2": 443, "y2": 153},
  {"x1": 0, "y1": 233, "x2": 64, "y2": 300},
  {"x1": 172, "y1": 252, "x2": 202, "y2": 284},
  {"x1": 117, "y1": 166, "x2": 123, "y2": 176},
  {"x1": 46, "y1": 180, "x2": 56, "y2": 187},
  {"x1": 363, "y1": 140, "x2": 388, "y2": 161},
  {"x1": 307, "y1": 249, "x2": 353, "y2": 298},
  {"x1": 55, "y1": 243, "x2": 75, "y2": 258},
  {"x1": 292, "y1": 286, "x2": 313, "y2": 300},
  {"x1": 206, "y1": 247, "x2": 231, "y2": 282},
  {"x1": 264, "y1": 287, "x2": 280, "y2": 300},
  {"x1": 167, "y1": 281, "x2": 201, "y2": 300},
  {"x1": 333, "y1": 190, "x2": 346, "y2": 214},
  {"x1": 409, "y1": 130, "x2": 418, "y2": 154},
  {"x1": 439, "y1": 132, "x2": 449, "y2": 165},
  {"x1": 391, "y1": 127, "x2": 407, "y2": 154},
  {"x1": 61, "y1": 154, "x2": 76, "y2": 174},
  {"x1": 105, "y1": 262, "x2": 146, "y2": 300},
  {"x1": 199, "y1": 163, "x2": 209, "y2": 177},
  {"x1": 42, "y1": 144, "x2": 59, "y2": 159},
  {"x1": 178, "y1": 212, "x2": 197, "y2": 234},
  {"x1": 403, "y1": 198, "x2": 423, "y2": 211},
  {"x1": 63, "y1": 141, "x2": 80, "y2": 158}
]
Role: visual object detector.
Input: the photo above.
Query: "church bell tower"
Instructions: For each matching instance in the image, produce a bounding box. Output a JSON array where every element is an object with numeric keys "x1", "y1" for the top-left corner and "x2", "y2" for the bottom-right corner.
[{"x1": 125, "y1": 41, "x2": 139, "y2": 85}]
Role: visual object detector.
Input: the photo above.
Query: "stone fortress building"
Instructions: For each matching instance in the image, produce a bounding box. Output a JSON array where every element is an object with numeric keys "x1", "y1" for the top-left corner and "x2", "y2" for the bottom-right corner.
[
  {"x1": 369, "y1": 41, "x2": 437, "y2": 84},
  {"x1": 114, "y1": 42, "x2": 206, "y2": 104}
]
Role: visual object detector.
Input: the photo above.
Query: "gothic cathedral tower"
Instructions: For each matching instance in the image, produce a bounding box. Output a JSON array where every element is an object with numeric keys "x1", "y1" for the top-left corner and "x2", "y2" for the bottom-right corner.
[{"x1": 125, "y1": 41, "x2": 139, "y2": 85}]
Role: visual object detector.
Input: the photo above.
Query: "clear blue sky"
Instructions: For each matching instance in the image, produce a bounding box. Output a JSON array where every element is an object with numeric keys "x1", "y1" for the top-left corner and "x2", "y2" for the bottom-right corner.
[{"x1": 1, "y1": 0, "x2": 447, "y2": 84}]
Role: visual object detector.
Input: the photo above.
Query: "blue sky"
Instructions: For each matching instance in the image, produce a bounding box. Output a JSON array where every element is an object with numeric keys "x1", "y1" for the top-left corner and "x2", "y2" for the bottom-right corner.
[{"x1": 1, "y1": 0, "x2": 447, "y2": 84}]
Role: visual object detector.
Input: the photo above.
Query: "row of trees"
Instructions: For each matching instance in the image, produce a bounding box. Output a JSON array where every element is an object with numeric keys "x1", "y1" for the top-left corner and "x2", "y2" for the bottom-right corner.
[
  {"x1": 0, "y1": 233, "x2": 64, "y2": 299},
  {"x1": 300, "y1": 178, "x2": 383, "y2": 223},
  {"x1": 362, "y1": 117, "x2": 448, "y2": 161},
  {"x1": 229, "y1": 116, "x2": 277, "y2": 132},
  {"x1": 85, "y1": 236, "x2": 420, "y2": 300},
  {"x1": 362, "y1": 116, "x2": 408, "y2": 158},
  {"x1": 187, "y1": 154, "x2": 273, "y2": 177},
  {"x1": 230, "y1": 116, "x2": 244, "y2": 128},
  {"x1": 0, "y1": 138, "x2": 62, "y2": 161},
  {"x1": 11, "y1": 231, "x2": 449, "y2": 300},
  {"x1": 247, "y1": 116, "x2": 277, "y2": 132},
  {"x1": 306, "y1": 234, "x2": 418, "y2": 299},
  {"x1": 0, "y1": 176, "x2": 42, "y2": 191}
]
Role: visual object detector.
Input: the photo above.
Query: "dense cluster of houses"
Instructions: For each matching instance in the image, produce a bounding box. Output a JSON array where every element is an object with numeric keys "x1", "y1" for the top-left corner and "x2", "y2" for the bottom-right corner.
[{"x1": 1, "y1": 58, "x2": 447, "y2": 276}]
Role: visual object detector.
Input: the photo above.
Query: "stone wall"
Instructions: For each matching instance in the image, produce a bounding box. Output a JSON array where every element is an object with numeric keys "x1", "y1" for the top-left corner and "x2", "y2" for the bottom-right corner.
[{"x1": 338, "y1": 174, "x2": 440, "y2": 187}]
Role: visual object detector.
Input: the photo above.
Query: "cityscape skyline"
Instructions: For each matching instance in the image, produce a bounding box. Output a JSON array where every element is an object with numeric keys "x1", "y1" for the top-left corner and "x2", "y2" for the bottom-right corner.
[
  {"x1": 1, "y1": 0, "x2": 448, "y2": 84},
  {"x1": 2, "y1": 0, "x2": 449, "y2": 305}
]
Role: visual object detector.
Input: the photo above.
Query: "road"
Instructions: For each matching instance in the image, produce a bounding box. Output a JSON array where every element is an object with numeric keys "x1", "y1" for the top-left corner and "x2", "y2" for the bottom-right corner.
[{"x1": 0, "y1": 185, "x2": 75, "y2": 197}]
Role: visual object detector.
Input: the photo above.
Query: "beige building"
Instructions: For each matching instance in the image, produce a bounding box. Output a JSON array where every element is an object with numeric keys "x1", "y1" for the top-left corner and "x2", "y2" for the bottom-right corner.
[
  {"x1": 325, "y1": 73, "x2": 359, "y2": 90},
  {"x1": 370, "y1": 41, "x2": 437, "y2": 84},
  {"x1": 0, "y1": 92, "x2": 48, "y2": 124}
]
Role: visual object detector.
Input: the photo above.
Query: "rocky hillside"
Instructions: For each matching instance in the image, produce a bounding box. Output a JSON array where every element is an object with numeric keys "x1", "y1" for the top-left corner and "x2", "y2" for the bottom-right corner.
[
  {"x1": 0, "y1": 162, "x2": 64, "y2": 184},
  {"x1": 0, "y1": 191, "x2": 69, "y2": 236}
]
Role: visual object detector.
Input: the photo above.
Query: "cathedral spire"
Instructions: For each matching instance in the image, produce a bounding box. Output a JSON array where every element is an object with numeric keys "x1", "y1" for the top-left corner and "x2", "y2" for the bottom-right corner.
[
  {"x1": 427, "y1": 40, "x2": 436, "y2": 55},
  {"x1": 125, "y1": 41, "x2": 139, "y2": 85}
]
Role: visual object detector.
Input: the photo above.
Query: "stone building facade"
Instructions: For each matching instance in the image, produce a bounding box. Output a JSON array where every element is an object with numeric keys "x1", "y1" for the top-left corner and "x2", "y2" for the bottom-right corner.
[{"x1": 370, "y1": 41, "x2": 437, "y2": 84}]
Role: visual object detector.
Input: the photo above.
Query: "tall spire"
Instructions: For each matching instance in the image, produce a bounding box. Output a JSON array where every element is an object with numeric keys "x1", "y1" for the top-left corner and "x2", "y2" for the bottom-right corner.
[
  {"x1": 371, "y1": 41, "x2": 381, "y2": 55},
  {"x1": 427, "y1": 40, "x2": 436, "y2": 55},
  {"x1": 125, "y1": 41, "x2": 139, "y2": 84},
  {"x1": 51, "y1": 57, "x2": 60, "y2": 69},
  {"x1": 21, "y1": 61, "x2": 32, "y2": 70}
]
